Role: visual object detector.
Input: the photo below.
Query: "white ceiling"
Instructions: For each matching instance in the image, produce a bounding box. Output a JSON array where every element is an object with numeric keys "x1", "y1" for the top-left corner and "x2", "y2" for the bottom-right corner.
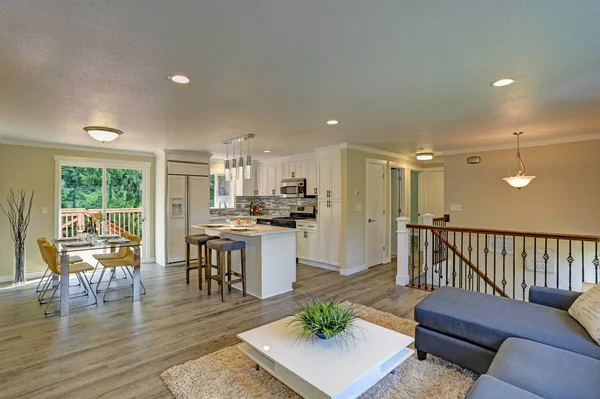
[{"x1": 1, "y1": 1, "x2": 600, "y2": 159}]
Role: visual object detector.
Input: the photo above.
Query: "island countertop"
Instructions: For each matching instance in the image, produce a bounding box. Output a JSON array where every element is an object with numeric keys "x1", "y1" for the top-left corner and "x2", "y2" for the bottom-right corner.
[{"x1": 192, "y1": 224, "x2": 295, "y2": 237}]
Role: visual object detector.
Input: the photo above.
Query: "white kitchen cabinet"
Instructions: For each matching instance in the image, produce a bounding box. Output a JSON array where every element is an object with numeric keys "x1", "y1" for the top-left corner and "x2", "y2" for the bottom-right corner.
[
  {"x1": 256, "y1": 166, "x2": 268, "y2": 196},
  {"x1": 235, "y1": 166, "x2": 257, "y2": 196},
  {"x1": 305, "y1": 160, "x2": 318, "y2": 196},
  {"x1": 296, "y1": 221, "x2": 318, "y2": 262},
  {"x1": 317, "y1": 199, "x2": 340, "y2": 265},
  {"x1": 274, "y1": 163, "x2": 283, "y2": 195},
  {"x1": 318, "y1": 157, "x2": 341, "y2": 199}
]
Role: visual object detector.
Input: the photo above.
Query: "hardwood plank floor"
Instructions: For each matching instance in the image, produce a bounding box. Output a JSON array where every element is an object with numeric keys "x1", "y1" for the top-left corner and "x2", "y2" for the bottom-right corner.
[{"x1": 0, "y1": 261, "x2": 429, "y2": 398}]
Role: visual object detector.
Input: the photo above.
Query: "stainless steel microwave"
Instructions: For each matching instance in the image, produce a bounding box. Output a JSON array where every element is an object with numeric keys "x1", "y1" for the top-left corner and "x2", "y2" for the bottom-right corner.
[{"x1": 280, "y1": 178, "x2": 306, "y2": 198}]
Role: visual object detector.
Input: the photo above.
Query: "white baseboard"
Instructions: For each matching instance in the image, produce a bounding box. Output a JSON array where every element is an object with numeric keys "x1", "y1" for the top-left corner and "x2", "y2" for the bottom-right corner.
[
  {"x1": 297, "y1": 259, "x2": 340, "y2": 272},
  {"x1": 0, "y1": 271, "x2": 46, "y2": 284},
  {"x1": 142, "y1": 257, "x2": 156, "y2": 264},
  {"x1": 340, "y1": 264, "x2": 367, "y2": 276}
]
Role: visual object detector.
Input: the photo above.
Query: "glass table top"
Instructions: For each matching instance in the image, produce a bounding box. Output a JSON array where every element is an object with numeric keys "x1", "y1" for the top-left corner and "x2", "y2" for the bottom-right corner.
[{"x1": 52, "y1": 236, "x2": 141, "y2": 253}]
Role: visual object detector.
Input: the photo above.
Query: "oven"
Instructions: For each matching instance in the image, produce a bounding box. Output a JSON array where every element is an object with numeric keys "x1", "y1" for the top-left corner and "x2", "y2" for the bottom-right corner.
[{"x1": 280, "y1": 178, "x2": 306, "y2": 198}]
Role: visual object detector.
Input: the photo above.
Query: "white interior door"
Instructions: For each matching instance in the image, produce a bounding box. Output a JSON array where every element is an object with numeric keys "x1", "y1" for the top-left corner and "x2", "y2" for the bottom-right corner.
[
  {"x1": 366, "y1": 161, "x2": 386, "y2": 267},
  {"x1": 390, "y1": 168, "x2": 404, "y2": 256}
]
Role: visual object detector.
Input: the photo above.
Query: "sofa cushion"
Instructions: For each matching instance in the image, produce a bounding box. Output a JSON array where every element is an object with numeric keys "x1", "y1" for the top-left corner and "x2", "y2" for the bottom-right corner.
[
  {"x1": 414, "y1": 286, "x2": 600, "y2": 360},
  {"x1": 468, "y1": 375, "x2": 542, "y2": 399},
  {"x1": 488, "y1": 338, "x2": 600, "y2": 399}
]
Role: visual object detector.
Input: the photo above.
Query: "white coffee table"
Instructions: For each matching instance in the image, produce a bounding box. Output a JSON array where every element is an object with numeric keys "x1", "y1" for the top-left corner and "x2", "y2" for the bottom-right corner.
[{"x1": 237, "y1": 316, "x2": 414, "y2": 399}]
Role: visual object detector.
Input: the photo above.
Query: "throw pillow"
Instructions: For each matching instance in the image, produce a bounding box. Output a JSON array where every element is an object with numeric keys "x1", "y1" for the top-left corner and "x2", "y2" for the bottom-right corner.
[
  {"x1": 582, "y1": 282, "x2": 596, "y2": 292},
  {"x1": 569, "y1": 283, "x2": 600, "y2": 346}
]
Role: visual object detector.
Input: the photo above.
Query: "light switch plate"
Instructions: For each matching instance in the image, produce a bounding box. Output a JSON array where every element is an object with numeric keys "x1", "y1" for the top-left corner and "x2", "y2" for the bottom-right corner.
[
  {"x1": 42, "y1": 206, "x2": 48, "y2": 214},
  {"x1": 355, "y1": 204, "x2": 362, "y2": 212},
  {"x1": 449, "y1": 204, "x2": 462, "y2": 211}
]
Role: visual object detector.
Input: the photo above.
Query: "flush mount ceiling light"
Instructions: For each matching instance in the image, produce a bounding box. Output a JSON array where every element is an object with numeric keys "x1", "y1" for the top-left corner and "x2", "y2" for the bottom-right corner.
[
  {"x1": 490, "y1": 78, "x2": 515, "y2": 87},
  {"x1": 415, "y1": 147, "x2": 433, "y2": 161},
  {"x1": 83, "y1": 126, "x2": 123, "y2": 143},
  {"x1": 326, "y1": 120, "x2": 339, "y2": 125},
  {"x1": 263, "y1": 150, "x2": 271, "y2": 153},
  {"x1": 502, "y1": 132, "x2": 536, "y2": 189},
  {"x1": 168, "y1": 74, "x2": 190, "y2": 84}
]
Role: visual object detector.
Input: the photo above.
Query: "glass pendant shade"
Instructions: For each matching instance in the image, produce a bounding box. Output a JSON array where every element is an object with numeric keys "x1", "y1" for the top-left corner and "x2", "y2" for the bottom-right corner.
[
  {"x1": 245, "y1": 155, "x2": 252, "y2": 179},
  {"x1": 231, "y1": 158, "x2": 237, "y2": 181},
  {"x1": 224, "y1": 159, "x2": 231, "y2": 181},
  {"x1": 503, "y1": 132, "x2": 535, "y2": 189},
  {"x1": 238, "y1": 156, "x2": 244, "y2": 180}
]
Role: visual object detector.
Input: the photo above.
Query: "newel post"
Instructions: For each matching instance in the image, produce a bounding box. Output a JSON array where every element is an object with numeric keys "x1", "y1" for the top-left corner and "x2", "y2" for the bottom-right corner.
[
  {"x1": 422, "y1": 213, "x2": 435, "y2": 271},
  {"x1": 396, "y1": 217, "x2": 411, "y2": 285}
]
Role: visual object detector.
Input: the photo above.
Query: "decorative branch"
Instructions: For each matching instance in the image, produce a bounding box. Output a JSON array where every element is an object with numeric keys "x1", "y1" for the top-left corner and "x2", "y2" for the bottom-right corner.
[{"x1": 1, "y1": 189, "x2": 35, "y2": 284}]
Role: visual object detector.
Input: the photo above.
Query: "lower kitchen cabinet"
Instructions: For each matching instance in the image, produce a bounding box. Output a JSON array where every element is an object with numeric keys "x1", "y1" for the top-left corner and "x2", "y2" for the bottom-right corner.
[{"x1": 296, "y1": 221, "x2": 318, "y2": 262}]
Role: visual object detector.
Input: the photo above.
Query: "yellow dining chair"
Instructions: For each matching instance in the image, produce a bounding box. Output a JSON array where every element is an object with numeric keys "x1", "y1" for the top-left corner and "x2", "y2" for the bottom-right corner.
[
  {"x1": 90, "y1": 233, "x2": 130, "y2": 284},
  {"x1": 95, "y1": 233, "x2": 146, "y2": 302},
  {"x1": 36, "y1": 237, "x2": 85, "y2": 304},
  {"x1": 39, "y1": 241, "x2": 97, "y2": 315}
]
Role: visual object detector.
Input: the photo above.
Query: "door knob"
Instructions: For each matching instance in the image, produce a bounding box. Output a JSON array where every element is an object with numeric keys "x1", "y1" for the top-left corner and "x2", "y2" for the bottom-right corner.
[{"x1": 368, "y1": 218, "x2": 376, "y2": 223}]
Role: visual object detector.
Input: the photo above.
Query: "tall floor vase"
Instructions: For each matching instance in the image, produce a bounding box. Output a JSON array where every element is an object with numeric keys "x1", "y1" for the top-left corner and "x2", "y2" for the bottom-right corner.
[
  {"x1": 13, "y1": 238, "x2": 26, "y2": 285},
  {"x1": 1, "y1": 189, "x2": 35, "y2": 286}
]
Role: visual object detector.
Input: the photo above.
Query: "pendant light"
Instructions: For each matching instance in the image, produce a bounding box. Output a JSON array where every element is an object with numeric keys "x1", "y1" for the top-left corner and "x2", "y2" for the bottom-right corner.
[
  {"x1": 224, "y1": 143, "x2": 231, "y2": 181},
  {"x1": 237, "y1": 141, "x2": 244, "y2": 180},
  {"x1": 502, "y1": 132, "x2": 536, "y2": 189},
  {"x1": 245, "y1": 138, "x2": 252, "y2": 179},
  {"x1": 231, "y1": 144, "x2": 237, "y2": 181}
]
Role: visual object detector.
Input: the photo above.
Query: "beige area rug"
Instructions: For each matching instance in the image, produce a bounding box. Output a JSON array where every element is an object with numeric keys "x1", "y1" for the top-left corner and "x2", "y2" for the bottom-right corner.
[{"x1": 161, "y1": 303, "x2": 478, "y2": 398}]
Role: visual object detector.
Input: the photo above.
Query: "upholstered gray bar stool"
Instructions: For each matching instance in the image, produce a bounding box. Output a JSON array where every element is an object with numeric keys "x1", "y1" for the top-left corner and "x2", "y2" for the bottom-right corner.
[
  {"x1": 206, "y1": 239, "x2": 247, "y2": 302},
  {"x1": 185, "y1": 234, "x2": 219, "y2": 289}
]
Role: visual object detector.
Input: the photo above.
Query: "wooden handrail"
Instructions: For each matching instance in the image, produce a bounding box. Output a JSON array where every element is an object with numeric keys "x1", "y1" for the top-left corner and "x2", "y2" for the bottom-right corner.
[
  {"x1": 431, "y1": 229, "x2": 508, "y2": 297},
  {"x1": 433, "y1": 214, "x2": 450, "y2": 223},
  {"x1": 408, "y1": 224, "x2": 600, "y2": 243}
]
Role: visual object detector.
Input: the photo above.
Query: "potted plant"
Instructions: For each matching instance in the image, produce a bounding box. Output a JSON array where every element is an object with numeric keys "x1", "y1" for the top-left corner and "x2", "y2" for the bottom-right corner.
[
  {"x1": 289, "y1": 293, "x2": 361, "y2": 347},
  {"x1": 0, "y1": 189, "x2": 34, "y2": 285}
]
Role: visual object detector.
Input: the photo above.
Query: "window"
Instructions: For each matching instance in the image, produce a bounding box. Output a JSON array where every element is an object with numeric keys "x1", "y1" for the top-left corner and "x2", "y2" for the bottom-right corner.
[{"x1": 210, "y1": 174, "x2": 231, "y2": 208}]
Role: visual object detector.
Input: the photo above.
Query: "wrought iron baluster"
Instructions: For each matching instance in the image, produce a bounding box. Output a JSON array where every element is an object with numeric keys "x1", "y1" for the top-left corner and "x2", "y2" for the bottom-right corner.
[
  {"x1": 521, "y1": 237, "x2": 527, "y2": 300},
  {"x1": 477, "y1": 234, "x2": 480, "y2": 292},
  {"x1": 501, "y1": 235, "x2": 507, "y2": 296},
  {"x1": 468, "y1": 233, "x2": 473, "y2": 291},
  {"x1": 581, "y1": 242, "x2": 585, "y2": 285},
  {"x1": 484, "y1": 234, "x2": 489, "y2": 294},
  {"x1": 556, "y1": 239, "x2": 560, "y2": 289},
  {"x1": 567, "y1": 240, "x2": 573, "y2": 291},
  {"x1": 493, "y1": 234, "x2": 497, "y2": 295},
  {"x1": 445, "y1": 231, "x2": 449, "y2": 287},
  {"x1": 594, "y1": 242, "x2": 599, "y2": 284},
  {"x1": 512, "y1": 236, "x2": 516, "y2": 299},
  {"x1": 410, "y1": 228, "x2": 415, "y2": 287},
  {"x1": 438, "y1": 230, "x2": 443, "y2": 288},
  {"x1": 543, "y1": 238, "x2": 549, "y2": 287},
  {"x1": 460, "y1": 232, "x2": 464, "y2": 289},
  {"x1": 423, "y1": 229, "x2": 429, "y2": 290},
  {"x1": 418, "y1": 229, "x2": 422, "y2": 288},
  {"x1": 452, "y1": 232, "x2": 457, "y2": 287},
  {"x1": 533, "y1": 238, "x2": 537, "y2": 287}
]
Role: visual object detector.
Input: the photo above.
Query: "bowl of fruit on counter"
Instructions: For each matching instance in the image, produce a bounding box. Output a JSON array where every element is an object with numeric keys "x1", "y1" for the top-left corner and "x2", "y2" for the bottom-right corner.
[{"x1": 226, "y1": 217, "x2": 258, "y2": 231}]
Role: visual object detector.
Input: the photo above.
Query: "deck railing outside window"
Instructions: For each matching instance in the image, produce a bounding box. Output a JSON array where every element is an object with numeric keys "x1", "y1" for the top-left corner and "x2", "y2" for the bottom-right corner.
[
  {"x1": 397, "y1": 214, "x2": 599, "y2": 301},
  {"x1": 60, "y1": 208, "x2": 143, "y2": 238}
]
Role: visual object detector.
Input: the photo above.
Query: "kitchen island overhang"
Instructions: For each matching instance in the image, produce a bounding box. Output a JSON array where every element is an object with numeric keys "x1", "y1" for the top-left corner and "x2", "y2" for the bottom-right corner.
[{"x1": 196, "y1": 225, "x2": 297, "y2": 299}]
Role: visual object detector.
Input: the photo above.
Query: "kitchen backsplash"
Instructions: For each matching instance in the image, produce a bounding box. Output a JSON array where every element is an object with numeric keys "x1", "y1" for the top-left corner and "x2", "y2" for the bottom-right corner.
[{"x1": 210, "y1": 196, "x2": 318, "y2": 217}]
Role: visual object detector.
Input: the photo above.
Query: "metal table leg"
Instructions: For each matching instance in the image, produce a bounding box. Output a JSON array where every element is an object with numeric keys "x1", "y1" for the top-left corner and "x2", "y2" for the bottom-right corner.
[
  {"x1": 132, "y1": 247, "x2": 141, "y2": 302},
  {"x1": 60, "y1": 252, "x2": 70, "y2": 317}
]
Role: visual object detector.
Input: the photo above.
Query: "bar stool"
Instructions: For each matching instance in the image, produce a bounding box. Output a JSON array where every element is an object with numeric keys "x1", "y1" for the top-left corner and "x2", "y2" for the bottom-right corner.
[
  {"x1": 206, "y1": 239, "x2": 247, "y2": 301},
  {"x1": 185, "y1": 234, "x2": 219, "y2": 289}
]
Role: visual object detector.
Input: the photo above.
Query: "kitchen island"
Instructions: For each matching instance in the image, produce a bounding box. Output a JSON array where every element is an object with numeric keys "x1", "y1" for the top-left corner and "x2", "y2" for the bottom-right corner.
[{"x1": 193, "y1": 224, "x2": 296, "y2": 299}]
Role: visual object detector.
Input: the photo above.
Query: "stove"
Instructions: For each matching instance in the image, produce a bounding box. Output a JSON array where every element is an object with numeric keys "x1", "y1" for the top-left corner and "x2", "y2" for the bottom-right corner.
[{"x1": 269, "y1": 205, "x2": 316, "y2": 229}]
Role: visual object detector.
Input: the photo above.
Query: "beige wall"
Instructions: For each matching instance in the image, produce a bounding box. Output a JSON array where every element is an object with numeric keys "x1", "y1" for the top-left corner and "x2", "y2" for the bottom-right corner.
[
  {"x1": 0, "y1": 143, "x2": 155, "y2": 280},
  {"x1": 444, "y1": 140, "x2": 600, "y2": 235}
]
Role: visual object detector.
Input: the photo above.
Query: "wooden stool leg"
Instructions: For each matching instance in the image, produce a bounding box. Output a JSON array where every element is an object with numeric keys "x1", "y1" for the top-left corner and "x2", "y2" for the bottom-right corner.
[
  {"x1": 207, "y1": 248, "x2": 212, "y2": 296},
  {"x1": 197, "y1": 244, "x2": 203, "y2": 290},
  {"x1": 185, "y1": 242, "x2": 190, "y2": 285},
  {"x1": 227, "y1": 251, "x2": 232, "y2": 292},
  {"x1": 241, "y1": 248, "x2": 247, "y2": 296},
  {"x1": 220, "y1": 252, "x2": 226, "y2": 302}
]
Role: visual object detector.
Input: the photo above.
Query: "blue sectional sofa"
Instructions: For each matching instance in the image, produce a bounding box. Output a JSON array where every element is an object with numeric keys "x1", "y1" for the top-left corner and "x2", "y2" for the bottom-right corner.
[{"x1": 414, "y1": 286, "x2": 600, "y2": 399}]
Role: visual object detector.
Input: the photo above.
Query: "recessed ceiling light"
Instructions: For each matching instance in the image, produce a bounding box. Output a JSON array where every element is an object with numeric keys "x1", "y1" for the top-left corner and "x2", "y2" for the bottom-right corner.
[
  {"x1": 263, "y1": 150, "x2": 271, "y2": 153},
  {"x1": 326, "y1": 120, "x2": 339, "y2": 125},
  {"x1": 416, "y1": 152, "x2": 434, "y2": 161},
  {"x1": 169, "y1": 74, "x2": 190, "y2": 84},
  {"x1": 490, "y1": 78, "x2": 515, "y2": 87},
  {"x1": 83, "y1": 126, "x2": 123, "y2": 143}
]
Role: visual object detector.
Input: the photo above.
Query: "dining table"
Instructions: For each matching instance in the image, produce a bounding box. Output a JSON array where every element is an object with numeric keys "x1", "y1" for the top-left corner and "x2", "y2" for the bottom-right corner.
[{"x1": 52, "y1": 236, "x2": 142, "y2": 317}]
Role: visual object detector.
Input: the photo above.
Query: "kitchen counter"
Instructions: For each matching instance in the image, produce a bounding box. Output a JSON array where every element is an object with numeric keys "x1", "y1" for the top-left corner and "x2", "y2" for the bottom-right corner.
[
  {"x1": 192, "y1": 224, "x2": 296, "y2": 299},
  {"x1": 192, "y1": 224, "x2": 294, "y2": 237}
]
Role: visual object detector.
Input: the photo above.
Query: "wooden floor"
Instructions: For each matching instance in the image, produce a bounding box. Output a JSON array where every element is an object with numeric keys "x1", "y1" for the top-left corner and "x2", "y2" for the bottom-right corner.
[{"x1": 0, "y1": 261, "x2": 429, "y2": 398}]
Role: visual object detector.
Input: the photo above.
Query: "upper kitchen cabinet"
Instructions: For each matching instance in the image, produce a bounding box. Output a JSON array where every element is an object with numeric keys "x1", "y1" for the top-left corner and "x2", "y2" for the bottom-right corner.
[
  {"x1": 274, "y1": 164, "x2": 284, "y2": 195},
  {"x1": 318, "y1": 157, "x2": 341, "y2": 199},
  {"x1": 284, "y1": 161, "x2": 306, "y2": 179},
  {"x1": 305, "y1": 160, "x2": 318, "y2": 196},
  {"x1": 235, "y1": 165, "x2": 257, "y2": 196},
  {"x1": 256, "y1": 165, "x2": 268, "y2": 196}
]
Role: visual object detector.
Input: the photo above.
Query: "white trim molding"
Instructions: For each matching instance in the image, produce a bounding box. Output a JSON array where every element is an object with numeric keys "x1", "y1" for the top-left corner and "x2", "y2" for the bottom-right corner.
[
  {"x1": 0, "y1": 137, "x2": 155, "y2": 158},
  {"x1": 442, "y1": 133, "x2": 600, "y2": 156},
  {"x1": 339, "y1": 264, "x2": 367, "y2": 276}
]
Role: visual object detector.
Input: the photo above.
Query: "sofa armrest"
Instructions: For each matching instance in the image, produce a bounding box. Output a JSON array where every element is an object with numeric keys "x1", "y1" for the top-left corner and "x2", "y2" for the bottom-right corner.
[{"x1": 529, "y1": 286, "x2": 582, "y2": 311}]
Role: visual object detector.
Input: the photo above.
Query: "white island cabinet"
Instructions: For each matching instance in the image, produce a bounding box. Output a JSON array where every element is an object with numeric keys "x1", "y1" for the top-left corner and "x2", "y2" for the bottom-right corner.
[{"x1": 199, "y1": 225, "x2": 297, "y2": 299}]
